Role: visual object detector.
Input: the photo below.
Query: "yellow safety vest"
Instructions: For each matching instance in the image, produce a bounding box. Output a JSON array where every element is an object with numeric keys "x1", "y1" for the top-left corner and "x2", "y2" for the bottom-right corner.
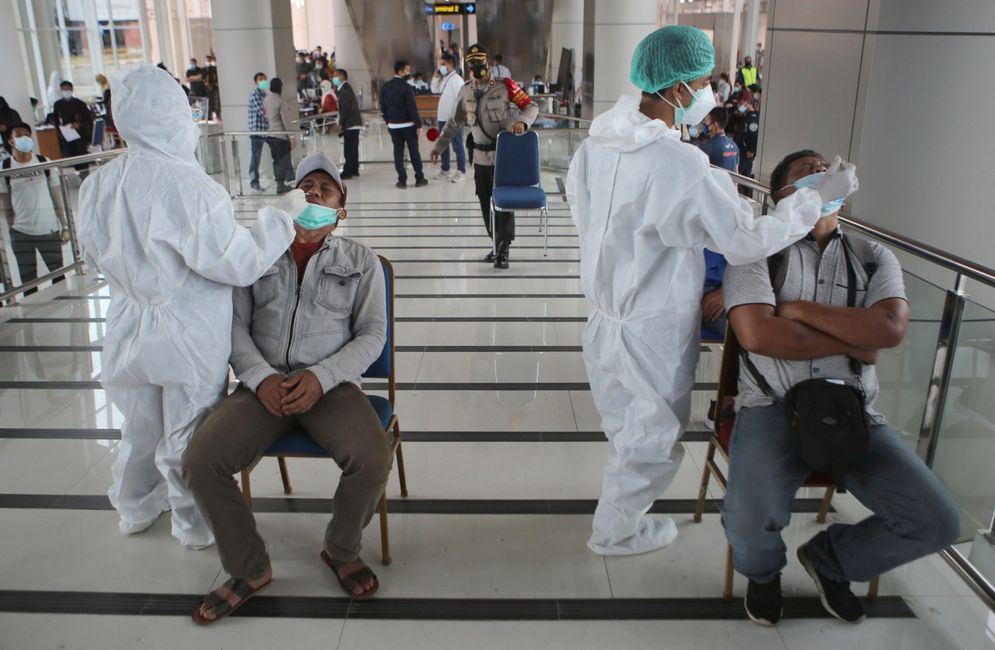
[{"x1": 740, "y1": 66, "x2": 758, "y2": 87}]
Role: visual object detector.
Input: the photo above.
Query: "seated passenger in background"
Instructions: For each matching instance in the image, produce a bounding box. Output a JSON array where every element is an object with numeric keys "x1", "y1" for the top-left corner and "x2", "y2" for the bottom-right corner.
[
  {"x1": 721, "y1": 149, "x2": 960, "y2": 627},
  {"x1": 701, "y1": 248, "x2": 727, "y2": 340},
  {"x1": 183, "y1": 154, "x2": 391, "y2": 623}
]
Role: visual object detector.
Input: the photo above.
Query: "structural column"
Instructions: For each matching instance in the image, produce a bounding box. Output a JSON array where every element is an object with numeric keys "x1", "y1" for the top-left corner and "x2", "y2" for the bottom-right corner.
[
  {"x1": 549, "y1": 0, "x2": 584, "y2": 92},
  {"x1": 583, "y1": 0, "x2": 658, "y2": 118},
  {"x1": 332, "y1": 0, "x2": 372, "y2": 110},
  {"x1": 210, "y1": 0, "x2": 297, "y2": 132}
]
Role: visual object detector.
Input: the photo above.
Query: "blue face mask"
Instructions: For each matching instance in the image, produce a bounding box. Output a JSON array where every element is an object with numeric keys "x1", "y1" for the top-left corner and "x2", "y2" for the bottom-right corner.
[
  {"x1": 13, "y1": 136, "x2": 34, "y2": 153},
  {"x1": 789, "y1": 171, "x2": 845, "y2": 216},
  {"x1": 295, "y1": 203, "x2": 339, "y2": 230},
  {"x1": 439, "y1": 65, "x2": 448, "y2": 75},
  {"x1": 687, "y1": 125, "x2": 699, "y2": 139},
  {"x1": 258, "y1": 80, "x2": 269, "y2": 91}
]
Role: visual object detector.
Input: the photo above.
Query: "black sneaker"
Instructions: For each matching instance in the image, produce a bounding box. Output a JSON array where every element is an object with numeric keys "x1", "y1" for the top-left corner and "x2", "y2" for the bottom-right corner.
[
  {"x1": 414, "y1": 178, "x2": 429, "y2": 187},
  {"x1": 745, "y1": 576, "x2": 783, "y2": 626},
  {"x1": 395, "y1": 181, "x2": 407, "y2": 189},
  {"x1": 704, "y1": 400, "x2": 717, "y2": 431},
  {"x1": 483, "y1": 250, "x2": 497, "y2": 263},
  {"x1": 797, "y1": 543, "x2": 865, "y2": 623}
]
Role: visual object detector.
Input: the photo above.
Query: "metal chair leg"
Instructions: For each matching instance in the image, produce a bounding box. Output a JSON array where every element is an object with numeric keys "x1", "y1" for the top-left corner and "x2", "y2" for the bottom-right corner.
[
  {"x1": 724, "y1": 544, "x2": 735, "y2": 600},
  {"x1": 542, "y1": 206, "x2": 549, "y2": 256},
  {"x1": 490, "y1": 200, "x2": 497, "y2": 257},
  {"x1": 817, "y1": 487, "x2": 835, "y2": 524},
  {"x1": 378, "y1": 493, "x2": 392, "y2": 565},
  {"x1": 867, "y1": 575, "x2": 880, "y2": 601},
  {"x1": 277, "y1": 456, "x2": 293, "y2": 495},
  {"x1": 395, "y1": 424, "x2": 408, "y2": 498},
  {"x1": 693, "y1": 451, "x2": 714, "y2": 523},
  {"x1": 240, "y1": 469, "x2": 252, "y2": 505}
]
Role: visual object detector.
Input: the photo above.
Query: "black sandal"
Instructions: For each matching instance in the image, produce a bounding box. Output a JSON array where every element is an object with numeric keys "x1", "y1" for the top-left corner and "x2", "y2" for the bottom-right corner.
[
  {"x1": 320, "y1": 550, "x2": 379, "y2": 599},
  {"x1": 191, "y1": 576, "x2": 271, "y2": 625}
]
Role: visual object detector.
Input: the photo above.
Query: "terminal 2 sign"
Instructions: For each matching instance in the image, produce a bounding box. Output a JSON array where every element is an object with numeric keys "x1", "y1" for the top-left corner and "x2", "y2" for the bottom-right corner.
[{"x1": 424, "y1": 3, "x2": 477, "y2": 15}]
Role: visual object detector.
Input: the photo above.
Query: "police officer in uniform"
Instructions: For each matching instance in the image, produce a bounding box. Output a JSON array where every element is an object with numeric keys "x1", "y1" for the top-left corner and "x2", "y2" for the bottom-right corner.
[
  {"x1": 729, "y1": 96, "x2": 760, "y2": 196},
  {"x1": 431, "y1": 44, "x2": 539, "y2": 269}
]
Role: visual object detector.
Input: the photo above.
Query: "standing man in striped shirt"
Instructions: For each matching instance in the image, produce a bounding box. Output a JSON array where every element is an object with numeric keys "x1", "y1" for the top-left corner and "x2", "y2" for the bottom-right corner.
[{"x1": 248, "y1": 72, "x2": 269, "y2": 193}]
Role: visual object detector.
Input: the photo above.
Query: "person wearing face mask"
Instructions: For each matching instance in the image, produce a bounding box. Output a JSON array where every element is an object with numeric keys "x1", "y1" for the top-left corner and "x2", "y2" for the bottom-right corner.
[
  {"x1": 247, "y1": 72, "x2": 270, "y2": 192},
  {"x1": 380, "y1": 60, "x2": 428, "y2": 189},
  {"x1": 183, "y1": 154, "x2": 391, "y2": 621},
  {"x1": 430, "y1": 53, "x2": 467, "y2": 183},
  {"x1": 52, "y1": 81, "x2": 93, "y2": 177},
  {"x1": 335, "y1": 69, "x2": 362, "y2": 179},
  {"x1": 430, "y1": 44, "x2": 539, "y2": 269},
  {"x1": 737, "y1": 56, "x2": 759, "y2": 88},
  {"x1": 566, "y1": 26, "x2": 858, "y2": 556},
  {"x1": 722, "y1": 149, "x2": 957, "y2": 626},
  {"x1": 76, "y1": 65, "x2": 295, "y2": 550},
  {"x1": 1, "y1": 122, "x2": 68, "y2": 294},
  {"x1": 731, "y1": 95, "x2": 760, "y2": 192}
]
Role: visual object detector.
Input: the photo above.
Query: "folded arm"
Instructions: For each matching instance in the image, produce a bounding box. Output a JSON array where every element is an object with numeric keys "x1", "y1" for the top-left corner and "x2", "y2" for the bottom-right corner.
[
  {"x1": 729, "y1": 303, "x2": 875, "y2": 363},
  {"x1": 776, "y1": 298, "x2": 909, "y2": 350}
]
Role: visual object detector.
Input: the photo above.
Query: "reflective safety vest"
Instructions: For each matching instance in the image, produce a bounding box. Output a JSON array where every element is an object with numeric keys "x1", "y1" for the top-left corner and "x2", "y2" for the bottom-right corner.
[{"x1": 740, "y1": 66, "x2": 758, "y2": 87}]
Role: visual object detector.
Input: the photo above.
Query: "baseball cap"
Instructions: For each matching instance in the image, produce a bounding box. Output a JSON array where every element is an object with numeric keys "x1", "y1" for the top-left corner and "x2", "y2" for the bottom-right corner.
[{"x1": 294, "y1": 153, "x2": 347, "y2": 204}]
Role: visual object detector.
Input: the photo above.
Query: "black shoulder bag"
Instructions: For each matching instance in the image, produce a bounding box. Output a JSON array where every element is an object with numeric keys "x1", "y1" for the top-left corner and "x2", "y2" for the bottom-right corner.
[{"x1": 742, "y1": 237, "x2": 875, "y2": 492}]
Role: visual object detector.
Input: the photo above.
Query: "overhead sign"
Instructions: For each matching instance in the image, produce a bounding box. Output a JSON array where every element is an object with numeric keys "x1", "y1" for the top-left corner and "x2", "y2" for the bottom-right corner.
[
  {"x1": 441, "y1": 22, "x2": 456, "y2": 31},
  {"x1": 425, "y1": 3, "x2": 476, "y2": 15}
]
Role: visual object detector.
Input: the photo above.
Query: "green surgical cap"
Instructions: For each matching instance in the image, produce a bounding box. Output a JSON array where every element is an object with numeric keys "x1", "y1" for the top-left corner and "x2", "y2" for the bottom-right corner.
[{"x1": 630, "y1": 26, "x2": 715, "y2": 94}]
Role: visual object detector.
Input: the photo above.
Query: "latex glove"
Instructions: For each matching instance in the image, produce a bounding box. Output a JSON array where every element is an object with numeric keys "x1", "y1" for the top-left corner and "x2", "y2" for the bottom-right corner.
[
  {"x1": 277, "y1": 188, "x2": 308, "y2": 219},
  {"x1": 815, "y1": 155, "x2": 859, "y2": 203}
]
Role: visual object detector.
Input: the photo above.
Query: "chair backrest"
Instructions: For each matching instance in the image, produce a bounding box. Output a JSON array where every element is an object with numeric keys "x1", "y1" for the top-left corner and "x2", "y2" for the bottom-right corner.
[
  {"x1": 493, "y1": 130, "x2": 540, "y2": 188},
  {"x1": 362, "y1": 256, "x2": 394, "y2": 385}
]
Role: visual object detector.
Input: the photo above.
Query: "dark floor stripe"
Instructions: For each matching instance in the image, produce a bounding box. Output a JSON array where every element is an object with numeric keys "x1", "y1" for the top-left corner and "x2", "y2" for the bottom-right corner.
[
  {"x1": 0, "y1": 380, "x2": 717, "y2": 392},
  {"x1": 0, "y1": 345, "x2": 719, "y2": 354},
  {"x1": 393, "y1": 275, "x2": 577, "y2": 279},
  {"x1": 345, "y1": 234, "x2": 577, "y2": 238},
  {"x1": 0, "y1": 494, "x2": 829, "y2": 516},
  {"x1": 7, "y1": 316, "x2": 593, "y2": 324},
  {"x1": 0, "y1": 590, "x2": 914, "y2": 620},
  {"x1": 0, "y1": 429, "x2": 713, "y2": 443}
]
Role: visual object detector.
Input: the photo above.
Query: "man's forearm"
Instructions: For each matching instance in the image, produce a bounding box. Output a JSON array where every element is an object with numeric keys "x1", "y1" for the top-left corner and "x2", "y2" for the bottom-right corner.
[
  {"x1": 780, "y1": 301, "x2": 905, "y2": 350},
  {"x1": 734, "y1": 312, "x2": 856, "y2": 360}
]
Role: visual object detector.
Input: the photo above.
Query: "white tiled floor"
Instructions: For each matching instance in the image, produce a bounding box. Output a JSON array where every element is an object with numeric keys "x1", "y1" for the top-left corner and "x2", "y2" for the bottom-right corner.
[{"x1": 0, "y1": 163, "x2": 991, "y2": 650}]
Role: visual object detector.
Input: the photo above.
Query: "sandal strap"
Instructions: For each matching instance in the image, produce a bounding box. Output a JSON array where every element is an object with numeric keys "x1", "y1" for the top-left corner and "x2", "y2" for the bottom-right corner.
[
  {"x1": 200, "y1": 577, "x2": 256, "y2": 617},
  {"x1": 340, "y1": 566, "x2": 377, "y2": 587}
]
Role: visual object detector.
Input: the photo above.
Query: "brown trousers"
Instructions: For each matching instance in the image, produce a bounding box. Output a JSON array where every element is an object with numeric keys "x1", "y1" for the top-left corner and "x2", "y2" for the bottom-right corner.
[{"x1": 182, "y1": 383, "x2": 392, "y2": 580}]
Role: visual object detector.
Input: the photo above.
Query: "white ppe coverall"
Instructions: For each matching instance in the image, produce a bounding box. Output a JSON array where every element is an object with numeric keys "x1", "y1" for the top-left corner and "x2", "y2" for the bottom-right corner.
[
  {"x1": 77, "y1": 65, "x2": 295, "y2": 547},
  {"x1": 566, "y1": 95, "x2": 823, "y2": 555}
]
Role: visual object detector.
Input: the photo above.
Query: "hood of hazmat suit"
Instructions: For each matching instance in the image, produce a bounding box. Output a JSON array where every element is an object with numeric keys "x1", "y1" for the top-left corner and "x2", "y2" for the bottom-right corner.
[
  {"x1": 566, "y1": 94, "x2": 822, "y2": 556},
  {"x1": 76, "y1": 64, "x2": 295, "y2": 547}
]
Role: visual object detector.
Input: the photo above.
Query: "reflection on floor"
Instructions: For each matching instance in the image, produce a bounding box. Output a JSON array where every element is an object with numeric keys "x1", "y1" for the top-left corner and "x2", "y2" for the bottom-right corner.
[{"x1": 0, "y1": 163, "x2": 990, "y2": 650}]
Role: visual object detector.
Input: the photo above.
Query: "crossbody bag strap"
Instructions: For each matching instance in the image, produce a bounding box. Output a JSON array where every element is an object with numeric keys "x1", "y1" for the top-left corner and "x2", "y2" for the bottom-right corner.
[{"x1": 739, "y1": 349, "x2": 780, "y2": 403}]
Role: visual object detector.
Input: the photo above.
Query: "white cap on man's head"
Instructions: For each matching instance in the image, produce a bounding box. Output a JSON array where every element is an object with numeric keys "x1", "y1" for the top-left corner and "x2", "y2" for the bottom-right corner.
[{"x1": 295, "y1": 153, "x2": 346, "y2": 202}]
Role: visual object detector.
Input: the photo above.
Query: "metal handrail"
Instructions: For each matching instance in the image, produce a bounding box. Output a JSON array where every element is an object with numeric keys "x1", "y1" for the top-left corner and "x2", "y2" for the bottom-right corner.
[
  {"x1": 538, "y1": 112, "x2": 593, "y2": 126},
  {"x1": 0, "y1": 149, "x2": 125, "y2": 176},
  {"x1": 294, "y1": 111, "x2": 338, "y2": 125},
  {"x1": 0, "y1": 262, "x2": 84, "y2": 304}
]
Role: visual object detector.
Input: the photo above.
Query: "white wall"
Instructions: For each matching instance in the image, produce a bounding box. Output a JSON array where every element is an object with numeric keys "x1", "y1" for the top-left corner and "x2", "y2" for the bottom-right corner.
[
  {"x1": 757, "y1": 0, "x2": 995, "y2": 270},
  {"x1": 550, "y1": 0, "x2": 584, "y2": 87},
  {"x1": 589, "y1": 0, "x2": 657, "y2": 117}
]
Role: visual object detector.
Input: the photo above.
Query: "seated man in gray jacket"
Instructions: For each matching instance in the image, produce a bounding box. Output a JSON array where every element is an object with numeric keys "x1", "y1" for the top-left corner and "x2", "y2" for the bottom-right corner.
[{"x1": 183, "y1": 153, "x2": 391, "y2": 623}]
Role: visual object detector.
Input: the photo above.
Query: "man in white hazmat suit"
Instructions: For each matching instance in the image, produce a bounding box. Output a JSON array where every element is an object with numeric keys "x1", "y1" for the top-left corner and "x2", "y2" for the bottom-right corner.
[
  {"x1": 77, "y1": 65, "x2": 296, "y2": 548},
  {"x1": 566, "y1": 26, "x2": 859, "y2": 555}
]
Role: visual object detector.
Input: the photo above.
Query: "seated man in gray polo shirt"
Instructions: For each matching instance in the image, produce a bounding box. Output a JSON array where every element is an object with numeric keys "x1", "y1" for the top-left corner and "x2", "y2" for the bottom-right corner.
[
  {"x1": 183, "y1": 154, "x2": 391, "y2": 623},
  {"x1": 721, "y1": 149, "x2": 959, "y2": 627}
]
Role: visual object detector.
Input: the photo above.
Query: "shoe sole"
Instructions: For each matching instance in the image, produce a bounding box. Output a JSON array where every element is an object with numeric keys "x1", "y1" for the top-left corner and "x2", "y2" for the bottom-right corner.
[
  {"x1": 743, "y1": 597, "x2": 781, "y2": 627},
  {"x1": 797, "y1": 545, "x2": 865, "y2": 623}
]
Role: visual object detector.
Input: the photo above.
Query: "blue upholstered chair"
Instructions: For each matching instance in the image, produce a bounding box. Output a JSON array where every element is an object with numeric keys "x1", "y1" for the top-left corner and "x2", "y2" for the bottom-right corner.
[
  {"x1": 239, "y1": 255, "x2": 408, "y2": 565},
  {"x1": 491, "y1": 130, "x2": 550, "y2": 256}
]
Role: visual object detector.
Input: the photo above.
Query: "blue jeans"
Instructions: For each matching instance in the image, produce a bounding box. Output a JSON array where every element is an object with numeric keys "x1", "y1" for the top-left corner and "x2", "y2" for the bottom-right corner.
[
  {"x1": 722, "y1": 404, "x2": 960, "y2": 584},
  {"x1": 438, "y1": 120, "x2": 466, "y2": 173},
  {"x1": 249, "y1": 135, "x2": 265, "y2": 185}
]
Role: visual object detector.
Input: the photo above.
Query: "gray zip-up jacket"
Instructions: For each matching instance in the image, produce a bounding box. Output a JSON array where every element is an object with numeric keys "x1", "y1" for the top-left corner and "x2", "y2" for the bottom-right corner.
[{"x1": 230, "y1": 234, "x2": 386, "y2": 394}]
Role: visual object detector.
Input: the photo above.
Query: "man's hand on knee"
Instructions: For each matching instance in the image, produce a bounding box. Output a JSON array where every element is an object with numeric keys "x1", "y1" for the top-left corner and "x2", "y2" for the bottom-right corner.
[
  {"x1": 257, "y1": 374, "x2": 289, "y2": 417},
  {"x1": 281, "y1": 371, "x2": 323, "y2": 415}
]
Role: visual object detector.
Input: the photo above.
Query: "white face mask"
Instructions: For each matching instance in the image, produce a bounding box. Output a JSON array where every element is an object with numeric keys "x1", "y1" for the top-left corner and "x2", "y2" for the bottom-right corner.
[
  {"x1": 657, "y1": 82, "x2": 716, "y2": 126},
  {"x1": 61, "y1": 90, "x2": 72, "y2": 100}
]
